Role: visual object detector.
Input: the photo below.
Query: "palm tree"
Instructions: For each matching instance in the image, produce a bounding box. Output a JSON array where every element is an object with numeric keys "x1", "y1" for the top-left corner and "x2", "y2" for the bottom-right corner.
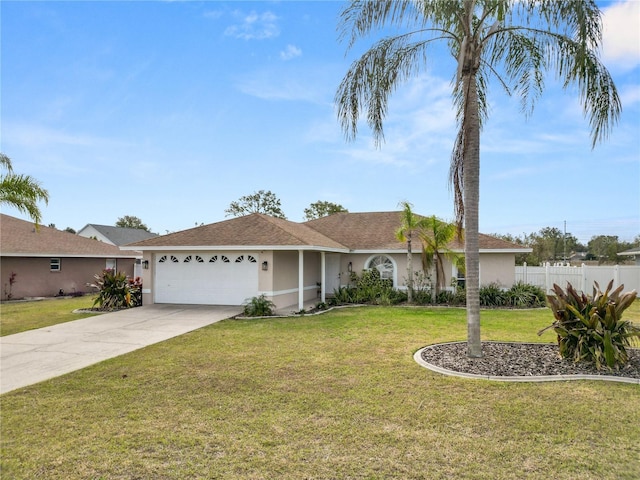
[
  {"x1": 0, "y1": 153, "x2": 49, "y2": 226},
  {"x1": 395, "y1": 201, "x2": 421, "y2": 303},
  {"x1": 418, "y1": 215, "x2": 459, "y2": 299},
  {"x1": 335, "y1": 0, "x2": 620, "y2": 357}
]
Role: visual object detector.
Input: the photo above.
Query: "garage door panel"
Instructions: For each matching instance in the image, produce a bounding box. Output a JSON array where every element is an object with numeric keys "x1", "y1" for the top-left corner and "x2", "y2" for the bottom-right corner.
[{"x1": 155, "y1": 253, "x2": 258, "y2": 305}]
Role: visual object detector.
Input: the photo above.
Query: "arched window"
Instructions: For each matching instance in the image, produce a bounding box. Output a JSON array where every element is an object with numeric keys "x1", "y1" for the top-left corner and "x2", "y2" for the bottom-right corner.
[{"x1": 366, "y1": 255, "x2": 395, "y2": 282}]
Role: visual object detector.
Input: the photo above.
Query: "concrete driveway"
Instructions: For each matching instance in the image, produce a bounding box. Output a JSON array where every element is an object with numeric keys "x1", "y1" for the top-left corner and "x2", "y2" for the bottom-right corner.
[{"x1": 0, "y1": 304, "x2": 241, "y2": 394}]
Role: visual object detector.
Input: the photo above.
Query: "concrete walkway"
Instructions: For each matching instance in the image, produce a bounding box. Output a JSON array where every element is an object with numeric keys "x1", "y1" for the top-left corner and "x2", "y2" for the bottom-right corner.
[{"x1": 0, "y1": 304, "x2": 241, "y2": 394}]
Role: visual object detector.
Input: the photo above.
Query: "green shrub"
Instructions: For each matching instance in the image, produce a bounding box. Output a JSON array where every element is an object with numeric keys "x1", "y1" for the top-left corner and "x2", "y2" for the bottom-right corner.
[
  {"x1": 506, "y1": 282, "x2": 546, "y2": 308},
  {"x1": 90, "y1": 269, "x2": 139, "y2": 310},
  {"x1": 410, "y1": 271, "x2": 432, "y2": 305},
  {"x1": 330, "y1": 269, "x2": 404, "y2": 305},
  {"x1": 242, "y1": 295, "x2": 276, "y2": 317},
  {"x1": 479, "y1": 283, "x2": 507, "y2": 307},
  {"x1": 539, "y1": 280, "x2": 640, "y2": 370}
]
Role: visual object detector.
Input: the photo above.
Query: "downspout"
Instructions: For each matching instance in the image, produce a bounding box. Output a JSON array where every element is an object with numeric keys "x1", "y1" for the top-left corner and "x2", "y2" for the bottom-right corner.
[
  {"x1": 298, "y1": 250, "x2": 304, "y2": 311},
  {"x1": 321, "y1": 252, "x2": 326, "y2": 303}
]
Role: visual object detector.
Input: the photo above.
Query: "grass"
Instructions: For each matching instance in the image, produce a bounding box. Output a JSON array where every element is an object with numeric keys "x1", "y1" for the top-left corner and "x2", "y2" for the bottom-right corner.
[
  {"x1": 1, "y1": 303, "x2": 639, "y2": 479},
  {"x1": 0, "y1": 296, "x2": 99, "y2": 336}
]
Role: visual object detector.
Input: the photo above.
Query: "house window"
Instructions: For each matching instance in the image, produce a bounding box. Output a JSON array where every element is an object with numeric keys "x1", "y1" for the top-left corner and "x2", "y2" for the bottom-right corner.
[
  {"x1": 106, "y1": 259, "x2": 116, "y2": 271},
  {"x1": 50, "y1": 258, "x2": 61, "y2": 272},
  {"x1": 366, "y1": 255, "x2": 394, "y2": 280}
]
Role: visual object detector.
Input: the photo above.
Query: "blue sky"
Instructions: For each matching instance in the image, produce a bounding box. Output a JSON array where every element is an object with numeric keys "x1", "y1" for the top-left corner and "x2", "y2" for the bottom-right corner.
[{"x1": 2, "y1": 0, "x2": 639, "y2": 244}]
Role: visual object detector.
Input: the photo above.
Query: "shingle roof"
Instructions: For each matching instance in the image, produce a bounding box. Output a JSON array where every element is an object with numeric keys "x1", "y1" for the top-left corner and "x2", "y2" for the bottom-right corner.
[
  {"x1": 79, "y1": 224, "x2": 158, "y2": 246},
  {"x1": 620, "y1": 246, "x2": 640, "y2": 256},
  {"x1": 126, "y1": 214, "x2": 348, "y2": 250},
  {"x1": 127, "y1": 211, "x2": 529, "y2": 252},
  {"x1": 305, "y1": 211, "x2": 529, "y2": 251},
  {"x1": 304, "y1": 211, "x2": 406, "y2": 250},
  {"x1": 1, "y1": 214, "x2": 139, "y2": 257}
]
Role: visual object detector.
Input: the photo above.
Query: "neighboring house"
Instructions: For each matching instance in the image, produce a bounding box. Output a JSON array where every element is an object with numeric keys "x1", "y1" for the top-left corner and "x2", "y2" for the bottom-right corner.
[
  {"x1": 1, "y1": 214, "x2": 140, "y2": 300},
  {"x1": 620, "y1": 246, "x2": 640, "y2": 266},
  {"x1": 77, "y1": 224, "x2": 158, "y2": 246},
  {"x1": 124, "y1": 211, "x2": 531, "y2": 310}
]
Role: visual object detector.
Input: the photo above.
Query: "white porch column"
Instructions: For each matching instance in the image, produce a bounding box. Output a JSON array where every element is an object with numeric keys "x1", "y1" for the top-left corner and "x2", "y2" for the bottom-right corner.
[
  {"x1": 298, "y1": 249, "x2": 304, "y2": 311},
  {"x1": 321, "y1": 251, "x2": 326, "y2": 303}
]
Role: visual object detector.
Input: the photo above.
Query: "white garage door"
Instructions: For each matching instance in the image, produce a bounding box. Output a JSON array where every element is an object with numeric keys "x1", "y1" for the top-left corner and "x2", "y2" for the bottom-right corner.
[{"x1": 155, "y1": 253, "x2": 259, "y2": 305}]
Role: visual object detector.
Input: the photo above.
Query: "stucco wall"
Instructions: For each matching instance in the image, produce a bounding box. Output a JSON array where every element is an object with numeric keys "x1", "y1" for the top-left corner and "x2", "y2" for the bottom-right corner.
[
  {"x1": 1, "y1": 257, "x2": 135, "y2": 300},
  {"x1": 480, "y1": 253, "x2": 516, "y2": 286},
  {"x1": 270, "y1": 250, "x2": 321, "y2": 309},
  {"x1": 339, "y1": 252, "x2": 517, "y2": 290}
]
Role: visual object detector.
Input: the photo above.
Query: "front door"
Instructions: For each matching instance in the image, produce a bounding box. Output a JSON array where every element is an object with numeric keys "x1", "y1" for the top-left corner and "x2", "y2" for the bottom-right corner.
[{"x1": 325, "y1": 254, "x2": 341, "y2": 295}]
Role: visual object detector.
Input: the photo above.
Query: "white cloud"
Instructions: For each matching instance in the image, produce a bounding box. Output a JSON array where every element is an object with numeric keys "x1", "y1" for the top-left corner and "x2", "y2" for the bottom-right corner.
[
  {"x1": 224, "y1": 10, "x2": 279, "y2": 40},
  {"x1": 280, "y1": 44, "x2": 302, "y2": 61},
  {"x1": 601, "y1": 0, "x2": 640, "y2": 70},
  {"x1": 203, "y1": 10, "x2": 223, "y2": 20}
]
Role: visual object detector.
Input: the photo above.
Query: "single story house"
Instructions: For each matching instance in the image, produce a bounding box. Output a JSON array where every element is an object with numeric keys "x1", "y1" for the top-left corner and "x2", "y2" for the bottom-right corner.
[
  {"x1": 77, "y1": 223, "x2": 158, "y2": 246},
  {"x1": 123, "y1": 211, "x2": 531, "y2": 310},
  {"x1": 619, "y1": 246, "x2": 640, "y2": 266},
  {"x1": 1, "y1": 214, "x2": 140, "y2": 300}
]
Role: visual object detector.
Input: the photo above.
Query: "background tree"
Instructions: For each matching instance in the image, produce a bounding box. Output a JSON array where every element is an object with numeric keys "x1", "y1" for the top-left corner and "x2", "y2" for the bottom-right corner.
[
  {"x1": 493, "y1": 228, "x2": 582, "y2": 265},
  {"x1": 225, "y1": 190, "x2": 286, "y2": 219},
  {"x1": 0, "y1": 153, "x2": 49, "y2": 226},
  {"x1": 336, "y1": 1, "x2": 619, "y2": 356},
  {"x1": 304, "y1": 201, "x2": 348, "y2": 221},
  {"x1": 394, "y1": 201, "x2": 420, "y2": 303},
  {"x1": 116, "y1": 215, "x2": 150, "y2": 231},
  {"x1": 587, "y1": 235, "x2": 625, "y2": 264},
  {"x1": 418, "y1": 216, "x2": 459, "y2": 298}
]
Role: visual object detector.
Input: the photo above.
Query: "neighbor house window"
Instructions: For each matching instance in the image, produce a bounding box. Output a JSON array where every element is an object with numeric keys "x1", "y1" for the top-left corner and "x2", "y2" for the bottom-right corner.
[
  {"x1": 106, "y1": 259, "x2": 117, "y2": 271},
  {"x1": 50, "y1": 258, "x2": 61, "y2": 272}
]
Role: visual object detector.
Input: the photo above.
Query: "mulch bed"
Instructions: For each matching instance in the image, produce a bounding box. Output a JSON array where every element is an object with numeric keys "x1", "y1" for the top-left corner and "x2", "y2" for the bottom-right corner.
[{"x1": 421, "y1": 342, "x2": 640, "y2": 379}]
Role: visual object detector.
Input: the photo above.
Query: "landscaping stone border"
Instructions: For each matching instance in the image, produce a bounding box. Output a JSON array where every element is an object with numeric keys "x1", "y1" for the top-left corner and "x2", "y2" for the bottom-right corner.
[{"x1": 414, "y1": 342, "x2": 640, "y2": 384}]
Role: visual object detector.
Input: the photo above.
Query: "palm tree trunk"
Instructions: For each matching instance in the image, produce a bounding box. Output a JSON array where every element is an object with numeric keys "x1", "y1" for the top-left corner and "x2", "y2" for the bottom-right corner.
[
  {"x1": 407, "y1": 234, "x2": 413, "y2": 303},
  {"x1": 463, "y1": 72, "x2": 482, "y2": 358}
]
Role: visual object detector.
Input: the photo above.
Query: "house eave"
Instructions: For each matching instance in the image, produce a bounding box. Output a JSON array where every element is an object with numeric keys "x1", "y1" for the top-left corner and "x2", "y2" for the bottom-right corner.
[
  {"x1": 120, "y1": 245, "x2": 350, "y2": 253},
  {"x1": 1, "y1": 253, "x2": 141, "y2": 258},
  {"x1": 350, "y1": 248, "x2": 533, "y2": 254}
]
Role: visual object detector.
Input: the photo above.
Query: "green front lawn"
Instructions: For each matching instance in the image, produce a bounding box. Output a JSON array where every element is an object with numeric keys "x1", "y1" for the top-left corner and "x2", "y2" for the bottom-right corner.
[
  {"x1": 1, "y1": 305, "x2": 639, "y2": 479},
  {"x1": 0, "y1": 296, "x2": 99, "y2": 336}
]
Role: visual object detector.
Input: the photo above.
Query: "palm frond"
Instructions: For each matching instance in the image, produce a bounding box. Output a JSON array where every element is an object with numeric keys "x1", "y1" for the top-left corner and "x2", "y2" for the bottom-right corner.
[{"x1": 336, "y1": 35, "x2": 436, "y2": 146}]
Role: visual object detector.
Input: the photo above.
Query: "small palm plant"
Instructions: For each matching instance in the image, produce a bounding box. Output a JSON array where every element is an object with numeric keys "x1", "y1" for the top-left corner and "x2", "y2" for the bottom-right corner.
[{"x1": 539, "y1": 281, "x2": 639, "y2": 370}]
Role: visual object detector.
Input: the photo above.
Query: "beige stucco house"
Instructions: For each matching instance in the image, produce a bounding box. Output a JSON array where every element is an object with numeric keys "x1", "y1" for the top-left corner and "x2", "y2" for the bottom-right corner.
[
  {"x1": 124, "y1": 212, "x2": 530, "y2": 311},
  {"x1": 1, "y1": 214, "x2": 139, "y2": 300}
]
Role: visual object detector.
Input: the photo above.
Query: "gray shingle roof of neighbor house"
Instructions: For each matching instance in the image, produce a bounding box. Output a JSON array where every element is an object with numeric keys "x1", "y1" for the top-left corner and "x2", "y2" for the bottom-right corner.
[
  {"x1": 620, "y1": 247, "x2": 640, "y2": 256},
  {"x1": 0, "y1": 214, "x2": 139, "y2": 258},
  {"x1": 78, "y1": 224, "x2": 158, "y2": 246},
  {"x1": 125, "y1": 211, "x2": 530, "y2": 253}
]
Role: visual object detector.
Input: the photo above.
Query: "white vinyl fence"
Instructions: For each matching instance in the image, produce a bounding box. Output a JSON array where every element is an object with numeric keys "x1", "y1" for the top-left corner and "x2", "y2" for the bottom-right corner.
[{"x1": 515, "y1": 263, "x2": 640, "y2": 294}]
